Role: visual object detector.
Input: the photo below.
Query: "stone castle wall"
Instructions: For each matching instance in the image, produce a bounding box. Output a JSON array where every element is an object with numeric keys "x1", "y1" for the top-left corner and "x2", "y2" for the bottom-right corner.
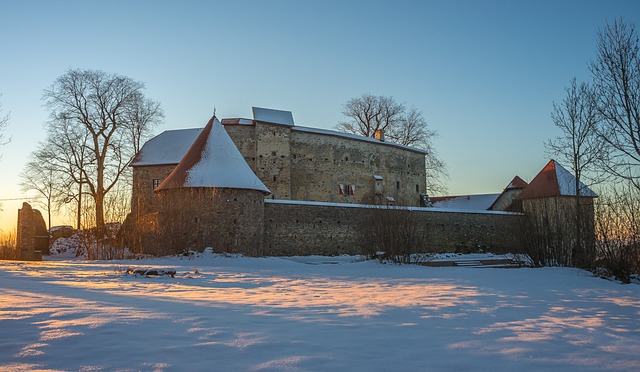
[
  {"x1": 132, "y1": 165, "x2": 176, "y2": 215},
  {"x1": 263, "y1": 200, "x2": 522, "y2": 256},
  {"x1": 227, "y1": 121, "x2": 427, "y2": 205},
  {"x1": 130, "y1": 120, "x2": 524, "y2": 258},
  {"x1": 288, "y1": 130, "x2": 426, "y2": 206},
  {"x1": 153, "y1": 188, "x2": 266, "y2": 256},
  {"x1": 132, "y1": 121, "x2": 429, "y2": 217}
]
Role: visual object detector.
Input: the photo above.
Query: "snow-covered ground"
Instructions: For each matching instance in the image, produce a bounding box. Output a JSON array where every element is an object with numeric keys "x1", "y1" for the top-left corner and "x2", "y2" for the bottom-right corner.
[{"x1": 1, "y1": 254, "x2": 639, "y2": 371}]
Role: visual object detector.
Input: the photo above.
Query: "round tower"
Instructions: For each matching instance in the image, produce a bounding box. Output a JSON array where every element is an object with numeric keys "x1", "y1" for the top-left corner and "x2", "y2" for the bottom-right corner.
[{"x1": 154, "y1": 116, "x2": 270, "y2": 256}]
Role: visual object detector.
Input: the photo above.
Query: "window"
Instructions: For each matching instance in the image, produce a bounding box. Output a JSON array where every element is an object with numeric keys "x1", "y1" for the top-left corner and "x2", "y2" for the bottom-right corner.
[
  {"x1": 152, "y1": 179, "x2": 161, "y2": 189},
  {"x1": 416, "y1": 184, "x2": 419, "y2": 193},
  {"x1": 396, "y1": 181, "x2": 400, "y2": 190}
]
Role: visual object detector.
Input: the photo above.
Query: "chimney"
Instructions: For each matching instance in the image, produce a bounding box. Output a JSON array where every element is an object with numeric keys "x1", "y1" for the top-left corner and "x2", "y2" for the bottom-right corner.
[{"x1": 374, "y1": 129, "x2": 385, "y2": 142}]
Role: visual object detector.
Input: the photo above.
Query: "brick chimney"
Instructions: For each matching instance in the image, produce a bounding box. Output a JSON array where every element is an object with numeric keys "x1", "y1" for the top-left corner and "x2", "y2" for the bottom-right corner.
[{"x1": 374, "y1": 129, "x2": 385, "y2": 142}]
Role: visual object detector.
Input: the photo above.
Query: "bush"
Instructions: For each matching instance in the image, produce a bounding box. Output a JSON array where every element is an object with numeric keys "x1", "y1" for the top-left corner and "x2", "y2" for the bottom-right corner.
[
  {"x1": 594, "y1": 188, "x2": 640, "y2": 283},
  {"x1": 361, "y1": 207, "x2": 430, "y2": 264},
  {"x1": 0, "y1": 230, "x2": 17, "y2": 260}
]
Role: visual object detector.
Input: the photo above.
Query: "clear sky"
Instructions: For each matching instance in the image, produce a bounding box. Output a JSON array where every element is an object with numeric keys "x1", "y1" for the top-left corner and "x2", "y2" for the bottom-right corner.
[{"x1": 1, "y1": 0, "x2": 639, "y2": 231}]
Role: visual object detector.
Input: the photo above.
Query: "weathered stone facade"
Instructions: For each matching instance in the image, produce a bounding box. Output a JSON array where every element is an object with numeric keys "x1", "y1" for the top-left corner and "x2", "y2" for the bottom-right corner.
[
  {"x1": 125, "y1": 111, "x2": 554, "y2": 258},
  {"x1": 132, "y1": 118, "x2": 427, "y2": 217},
  {"x1": 263, "y1": 201, "x2": 522, "y2": 256},
  {"x1": 16, "y1": 202, "x2": 49, "y2": 260},
  {"x1": 154, "y1": 188, "x2": 266, "y2": 256}
]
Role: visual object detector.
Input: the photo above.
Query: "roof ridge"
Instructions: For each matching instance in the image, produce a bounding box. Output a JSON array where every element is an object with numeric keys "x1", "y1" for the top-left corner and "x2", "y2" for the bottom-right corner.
[{"x1": 156, "y1": 116, "x2": 270, "y2": 194}]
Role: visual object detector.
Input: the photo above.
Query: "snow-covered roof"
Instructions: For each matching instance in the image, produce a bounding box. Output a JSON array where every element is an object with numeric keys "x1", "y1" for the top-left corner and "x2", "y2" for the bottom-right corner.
[
  {"x1": 487, "y1": 176, "x2": 529, "y2": 210},
  {"x1": 430, "y1": 194, "x2": 501, "y2": 211},
  {"x1": 131, "y1": 128, "x2": 203, "y2": 166},
  {"x1": 156, "y1": 117, "x2": 270, "y2": 194},
  {"x1": 517, "y1": 160, "x2": 597, "y2": 199},
  {"x1": 132, "y1": 107, "x2": 427, "y2": 167},
  {"x1": 252, "y1": 107, "x2": 295, "y2": 126}
]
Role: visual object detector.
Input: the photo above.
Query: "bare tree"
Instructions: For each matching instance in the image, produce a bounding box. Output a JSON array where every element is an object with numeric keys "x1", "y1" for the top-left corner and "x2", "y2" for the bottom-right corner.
[
  {"x1": 0, "y1": 96, "x2": 9, "y2": 213},
  {"x1": 20, "y1": 150, "x2": 60, "y2": 229},
  {"x1": 42, "y1": 69, "x2": 163, "y2": 233},
  {"x1": 36, "y1": 118, "x2": 92, "y2": 230},
  {"x1": 594, "y1": 184, "x2": 640, "y2": 283},
  {"x1": 336, "y1": 94, "x2": 447, "y2": 194},
  {"x1": 361, "y1": 206, "x2": 430, "y2": 263},
  {"x1": 336, "y1": 94, "x2": 405, "y2": 137},
  {"x1": 0, "y1": 95, "x2": 9, "y2": 160},
  {"x1": 590, "y1": 19, "x2": 640, "y2": 188},
  {"x1": 545, "y1": 78, "x2": 602, "y2": 268}
]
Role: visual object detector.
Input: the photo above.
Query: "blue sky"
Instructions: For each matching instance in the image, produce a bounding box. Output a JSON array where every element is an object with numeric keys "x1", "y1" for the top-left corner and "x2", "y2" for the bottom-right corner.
[{"x1": 1, "y1": 0, "x2": 639, "y2": 230}]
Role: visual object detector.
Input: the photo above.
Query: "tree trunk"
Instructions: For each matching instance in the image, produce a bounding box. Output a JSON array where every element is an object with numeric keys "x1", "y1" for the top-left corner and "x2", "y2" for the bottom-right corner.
[
  {"x1": 47, "y1": 198, "x2": 51, "y2": 231},
  {"x1": 77, "y1": 179, "x2": 82, "y2": 230},
  {"x1": 95, "y1": 192, "x2": 105, "y2": 235}
]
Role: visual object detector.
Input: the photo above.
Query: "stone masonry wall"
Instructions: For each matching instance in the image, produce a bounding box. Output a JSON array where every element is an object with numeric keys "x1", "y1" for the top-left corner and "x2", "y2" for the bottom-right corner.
[
  {"x1": 263, "y1": 201, "x2": 522, "y2": 256},
  {"x1": 132, "y1": 165, "x2": 177, "y2": 215},
  {"x1": 289, "y1": 130, "x2": 426, "y2": 206},
  {"x1": 132, "y1": 121, "x2": 428, "y2": 215},
  {"x1": 224, "y1": 122, "x2": 427, "y2": 205},
  {"x1": 155, "y1": 188, "x2": 265, "y2": 256},
  {"x1": 16, "y1": 202, "x2": 49, "y2": 260}
]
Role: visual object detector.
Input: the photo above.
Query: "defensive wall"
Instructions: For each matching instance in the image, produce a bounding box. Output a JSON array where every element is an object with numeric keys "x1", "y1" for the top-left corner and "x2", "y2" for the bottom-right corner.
[{"x1": 262, "y1": 200, "x2": 523, "y2": 256}]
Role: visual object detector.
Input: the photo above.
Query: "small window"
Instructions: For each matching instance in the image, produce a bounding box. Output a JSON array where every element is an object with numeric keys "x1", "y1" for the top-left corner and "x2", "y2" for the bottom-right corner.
[
  {"x1": 416, "y1": 184, "x2": 419, "y2": 193},
  {"x1": 152, "y1": 179, "x2": 161, "y2": 189},
  {"x1": 273, "y1": 175, "x2": 277, "y2": 182},
  {"x1": 396, "y1": 181, "x2": 400, "y2": 190}
]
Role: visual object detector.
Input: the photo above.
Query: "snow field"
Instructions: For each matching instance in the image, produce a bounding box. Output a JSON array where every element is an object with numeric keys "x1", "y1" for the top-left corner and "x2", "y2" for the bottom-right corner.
[{"x1": 0, "y1": 254, "x2": 639, "y2": 371}]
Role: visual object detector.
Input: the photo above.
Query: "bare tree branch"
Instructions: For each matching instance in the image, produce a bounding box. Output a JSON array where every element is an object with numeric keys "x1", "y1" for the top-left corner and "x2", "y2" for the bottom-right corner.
[
  {"x1": 545, "y1": 77, "x2": 602, "y2": 267},
  {"x1": 0, "y1": 95, "x2": 10, "y2": 151},
  {"x1": 40, "y1": 69, "x2": 163, "y2": 232},
  {"x1": 590, "y1": 18, "x2": 640, "y2": 187},
  {"x1": 335, "y1": 94, "x2": 447, "y2": 195}
]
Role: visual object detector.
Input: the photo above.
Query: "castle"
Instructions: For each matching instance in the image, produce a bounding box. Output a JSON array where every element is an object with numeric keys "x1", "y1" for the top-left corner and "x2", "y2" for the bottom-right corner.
[
  {"x1": 131, "y1": 107, "x2": 428, "y2": 216},
  {"x1": 125, "y1": 107, "x2": 597, "y2": 257}
]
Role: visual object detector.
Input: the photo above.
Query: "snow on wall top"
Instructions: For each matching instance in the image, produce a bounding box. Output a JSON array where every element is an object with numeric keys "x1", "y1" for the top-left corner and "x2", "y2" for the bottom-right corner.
[
  {"x1": 266, "y1": 199, "x2": 519, "y2": 215},
  {"x1": 517, "y1": 160, "x2": 597, "y2": 199},
  {"x1": 131, "y1": 128, "x2": 203, "y2": 166},
  {"x1": 252, "y1": 107, "x2": 295, "y2": 126},
  {"x1": 156, "y1": 117, "x2": 270, "y2": 194},
  {"x1": 293, "y1": 126, "x2": 428, "y2": 155},
  {"x1": 430, "y1": 194, "x2": 501, "y2": 211}
]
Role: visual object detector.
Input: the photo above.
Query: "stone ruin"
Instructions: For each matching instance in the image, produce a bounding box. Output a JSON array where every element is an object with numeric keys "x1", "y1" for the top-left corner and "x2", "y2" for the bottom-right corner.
[{"x1": 16, "y1": 202, "x2": 49, "y2": 261}]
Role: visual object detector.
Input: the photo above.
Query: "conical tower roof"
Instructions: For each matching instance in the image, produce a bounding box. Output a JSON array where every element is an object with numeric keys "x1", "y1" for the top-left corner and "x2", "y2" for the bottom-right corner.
[
  {"x1": 156, "y1": 116, "x2": 270, "y2": 194},
  {"x1": 517, "y1": 160, "x2": 597, "y2": 200}
]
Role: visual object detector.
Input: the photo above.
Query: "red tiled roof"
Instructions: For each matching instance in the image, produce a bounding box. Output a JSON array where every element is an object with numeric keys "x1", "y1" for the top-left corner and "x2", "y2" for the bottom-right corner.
[
  {"x1": 155, "y1": 116, "x2": 270, "y2": 194},
  {"x1": 516, "y1": 160, "x2": 597, "y2": 199},
  {"x1": 517, "y1": 160, "x2": 561, "y2": 199},
  {"x1": 155, "y1": 117, "x2": 214, "y2": 190}
]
